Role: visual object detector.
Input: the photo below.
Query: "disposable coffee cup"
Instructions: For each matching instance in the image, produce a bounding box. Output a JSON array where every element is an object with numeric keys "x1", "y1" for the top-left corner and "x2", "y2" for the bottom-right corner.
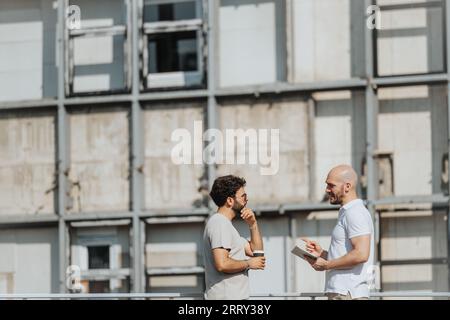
[{"x1": 253, "y1": 250, "x2": 264, "y2": 257}]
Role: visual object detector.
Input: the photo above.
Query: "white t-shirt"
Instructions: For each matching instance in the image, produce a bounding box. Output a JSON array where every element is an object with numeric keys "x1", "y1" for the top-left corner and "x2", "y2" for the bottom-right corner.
[
  {"x1": 325, "y1": 199, "x2": 374, "y2": 298},
  {"x1": 203, "y1": 213, "x2": 250, "y2": 300}
]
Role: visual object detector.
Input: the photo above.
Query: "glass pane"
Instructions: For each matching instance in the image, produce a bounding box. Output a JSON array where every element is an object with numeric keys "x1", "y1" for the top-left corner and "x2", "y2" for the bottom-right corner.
[
  {"x1": 88, "y1": 246, "x2": 110, "y2": 269},
  {"x1": 148, "y1": 31, "x2": 198, "y2": 73},
  {"x1": 89, "y1": 280, "x2": 110, "y2": 293},
  {"x1": 144, "y1": 1, "x2": 196, "y2": 22}
]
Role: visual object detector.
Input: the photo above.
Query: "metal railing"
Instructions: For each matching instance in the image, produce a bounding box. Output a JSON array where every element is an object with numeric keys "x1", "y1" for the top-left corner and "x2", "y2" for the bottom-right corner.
[{"x1": 1, "y1": 292, "x2": 450, "y2": 300}]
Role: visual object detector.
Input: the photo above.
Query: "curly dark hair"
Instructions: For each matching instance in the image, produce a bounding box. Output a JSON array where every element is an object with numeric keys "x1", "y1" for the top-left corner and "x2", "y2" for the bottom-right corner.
[{"x1": 209, "y1": 175, "x2": 246, "y2": 207}]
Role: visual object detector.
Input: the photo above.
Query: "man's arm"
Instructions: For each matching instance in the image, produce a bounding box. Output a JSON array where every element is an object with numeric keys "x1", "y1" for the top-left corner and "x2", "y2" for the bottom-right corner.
[
  {"x1": 241, "y1": 208, "x2": 263, "y2": 256},
  {"x1": 327, "y1": 234, "x2": 370, "y2": 270},
  {"x1": 248, "y1": 222, "x2": 263, "y2": 253},
  {"x1": 213, "y1": 248, "x2": 265, "y2": 273},
  {"x1": 307, "y1": 235, "x2": 370, "y2": 271}
]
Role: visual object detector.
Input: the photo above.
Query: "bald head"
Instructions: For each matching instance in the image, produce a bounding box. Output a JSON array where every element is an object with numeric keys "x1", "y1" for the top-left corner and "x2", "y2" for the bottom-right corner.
[
  {"x1": 325, "y1": 165, "x2": 359, "y2": 205},
  {"x1": 328, "y1": 165, "x2": 358, "y2": 188}
]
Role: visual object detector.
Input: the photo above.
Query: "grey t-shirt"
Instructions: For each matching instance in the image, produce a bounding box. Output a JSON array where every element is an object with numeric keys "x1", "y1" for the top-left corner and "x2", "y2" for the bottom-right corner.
[{"x1": 203, "y1": 213, "x2": 249, "y2": 300}]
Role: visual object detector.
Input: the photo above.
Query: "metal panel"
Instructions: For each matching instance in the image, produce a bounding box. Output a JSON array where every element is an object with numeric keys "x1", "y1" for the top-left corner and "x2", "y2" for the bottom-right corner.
[
  {"x1": 130, "y1": 0, "x2": 144, "y2": 293},
  {"x1": 445, "y1": 0, "x2": 450, "y2": 294}
]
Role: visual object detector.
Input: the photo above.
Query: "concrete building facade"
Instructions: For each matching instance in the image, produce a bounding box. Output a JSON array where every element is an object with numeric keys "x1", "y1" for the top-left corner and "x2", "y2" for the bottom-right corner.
[{"x1": 0, "y1": 0, "x2": 449, "y2": 298}]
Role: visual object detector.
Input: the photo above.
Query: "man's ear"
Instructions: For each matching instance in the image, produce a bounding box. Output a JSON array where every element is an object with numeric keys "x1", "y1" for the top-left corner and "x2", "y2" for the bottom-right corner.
[
  {"x1": 225, "y1": 197, "x2": 234, "y2": 207},
  {"x1": 345, "y1": 182, "x2": 351, "y2": 193}
]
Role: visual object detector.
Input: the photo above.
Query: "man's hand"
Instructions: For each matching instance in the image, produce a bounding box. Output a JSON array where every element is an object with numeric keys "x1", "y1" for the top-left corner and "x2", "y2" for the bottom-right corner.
[
  {"x1": 247, "y1": 256, "x2": 266, "y2": 270},
  {"x1": 241, "y1": 208, "x2": 257, "y2": 227},
  {"x1": 301, "y1": 237, "x2": 323, "y2": 257},
  {"x1": 305, "y1": 256, "x2": 329, "y2": 271}
]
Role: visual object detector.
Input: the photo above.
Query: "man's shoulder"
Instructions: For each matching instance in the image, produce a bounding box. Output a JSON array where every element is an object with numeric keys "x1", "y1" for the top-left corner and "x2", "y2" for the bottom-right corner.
[
  {"x1": 206, "y1": 213, "x2": 229, "y2": 228},
  {"x1": 343, "y1": 201, "x2": 371, "y2": 220}
]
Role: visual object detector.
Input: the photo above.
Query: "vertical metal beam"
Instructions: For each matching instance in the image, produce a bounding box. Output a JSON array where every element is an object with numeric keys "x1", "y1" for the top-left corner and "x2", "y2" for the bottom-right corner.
[
  {"x1": 206, "y1": 0, "x2": 217, "y2": 195},
  {"x1": 445, "y1": 0, "x2": 450, "y2": 292},
  {"x1": 57, "y1": 0, "x2": 69, "y2": 293},
  {"x1": 364, "y1": 0, "x2": 380, "y2": 265},
  {"x1": 288, "y1": 215, "x2": 297, "y2": 294},
  {"x1": 307, "y1": 98, "x2": 316, "y2": 201},
  {"x1": 131, "y1": 0, "x2": 144, "y2": 293}
]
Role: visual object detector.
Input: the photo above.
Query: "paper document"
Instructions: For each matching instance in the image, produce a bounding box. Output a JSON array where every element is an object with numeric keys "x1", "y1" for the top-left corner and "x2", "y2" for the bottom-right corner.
[{"x1": 291, "y1": 244, "x2": 319, "y2": 261}]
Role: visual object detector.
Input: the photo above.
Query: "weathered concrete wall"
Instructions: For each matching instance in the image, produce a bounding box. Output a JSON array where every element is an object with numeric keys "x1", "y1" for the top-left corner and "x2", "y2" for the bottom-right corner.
[
  {"x1": 146, "y1": 222, "x2": 204, "y2": 293},
  {"x1": 378, "y1": 86, "x2": 434, "y2": 196},
  {"x1": 380, "y1": 210, "x2": 448, "y2": 294},
  {"x1": 294, "y1": 211, "x2": 337, "y2": 293},
  {"x1": 233, "y1": 216, "x2": 290, "y2": 294},
  {"x1": 313, "y1": 91, "x2": 352, "y2": 201},
  {"x1": 0, "y1": 227, "x2": 59, "y2": 293},
  {"x1": 0, "y1": 111, "x2": 55, "y2": 215},
  {"x1": 377, "y1": 0, "x2": 444, "y2": 76},
  {"x1": 71, "y1": 0, "x2": 126, "y2": 93},
  {"x1": 144, "y1": 103, "x2": 205, "y2": 210},
  {"x1": 292, "y1": 0, "x2": 365, "y2": 82},
  {"x1": 68, "y1": 108, "x2": 129, "y2": 213},
  {"x1": 217, "y1": 97, "x2": 310, "y2": 206},
  {"x1": 219, "y1": 0, "x2": 285, "y2": 87},
  {"x1": 0, "y1": 0, "x2": 57, "y2": 101}
]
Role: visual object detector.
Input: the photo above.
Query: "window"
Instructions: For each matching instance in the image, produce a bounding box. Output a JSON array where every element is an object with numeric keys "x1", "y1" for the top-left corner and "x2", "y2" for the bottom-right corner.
[
  {"x1": 375, "y1": 0, "x2": 445, "y2": 76},
  {"x1": 67, "y1": 0, "x2": 131, "y2": 95},
  {"x1": 88, "y1": 245, "x2": 110, "y2": 269},
  {"x1": 142, "y1": 0, "x2": 204, "y2": 89}
]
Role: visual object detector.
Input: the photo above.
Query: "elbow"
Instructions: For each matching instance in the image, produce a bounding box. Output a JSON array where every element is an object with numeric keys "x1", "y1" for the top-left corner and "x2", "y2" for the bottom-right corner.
[
  {"x1": 215, "y1": 262, "x2": 225, "y2": 273},
  {"x1": 357, "y1": 253, "x2": 369, "y2": 264}
]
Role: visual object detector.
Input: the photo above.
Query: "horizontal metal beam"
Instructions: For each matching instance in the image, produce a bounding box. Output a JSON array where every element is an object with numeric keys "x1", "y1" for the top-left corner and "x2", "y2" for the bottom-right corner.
[
  {"x1": 379, "y1": 0, "x2": 443, "y2": 11},
  {"x1": 141, "y1": 208, "x2": 210, "y2": 218},
  {"x1": 64, "y1": 94, "x2": 132, "y2": 106},
  {"x1": 80, "y1": 268, "x2": 130, "y2": 281},
  {"x1": 139, "y1": 89, "x2": 209, "y2": 102},
  {"x1": 4, "y1": 74, "x2": 450, "y2": 111},
  {"x1": 145, "y1": 216, "x2": 206, "y2": 224},
  {"x1": 0, "y1": 99, "x2": 57, "y2": 110},
  {"x1": 2, "y1": 291, "x2": 450, "y2": 299},
  {"x1": 143, "y1": 19, "x2": 202, "y2": 34},
  {"x1": 70, "y1": 25, "x2": 127, "y2": 37},
  {"x1": 0, "y1": 214, "x2": 58, "y2": 226},
  {"x1": 372, "y1": 194, "x2": 449, "y2": 207},
  {"x1": 63, "y1": 211, "x2": 134, "y2": 222},
  {"x1": 70, "y1": 219, "x2": 131, "y2": 227},
  {"x1": 146, "y1": 266, "x2": 205, "y2": 276},
  {"x1": 380, "y1": 258, "x2": 448, "y2": 266},
  {"x1": 1, "y1": 195, "x2": 449, "y2": 226},
  {"x1": 215, "y1": 78, "x2": 368, "y2": 97},
  {"x1": 373, "y1": 73, "x2": 448, "y2": 87}
]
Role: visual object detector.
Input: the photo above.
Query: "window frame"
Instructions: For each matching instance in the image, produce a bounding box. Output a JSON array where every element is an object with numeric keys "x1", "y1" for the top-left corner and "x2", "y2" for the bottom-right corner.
[
  {"x1": 65, "y1": 0, "x2": 132, "y2": 96},
  {"x1": 141, "y1": 0, "x2": 205, "y2": 89}
]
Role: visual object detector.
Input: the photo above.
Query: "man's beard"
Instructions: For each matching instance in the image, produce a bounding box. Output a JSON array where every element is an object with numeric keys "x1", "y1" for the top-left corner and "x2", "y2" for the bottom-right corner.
[
  {"x1": 329, "y1": 193, "x2": 342, "y2": 205},
  {"x1": 232, "y1": 202, "x2": 245, "y2": 214}
]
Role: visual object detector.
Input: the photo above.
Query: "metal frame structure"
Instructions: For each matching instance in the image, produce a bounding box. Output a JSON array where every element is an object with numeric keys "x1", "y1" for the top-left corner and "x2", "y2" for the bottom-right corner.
[
  {"x1": 1, "y1": 291, "x2": 450, "y2": 300},
  {"x1": 0, "y1": 0, "x2": 449, "y2": 293}
]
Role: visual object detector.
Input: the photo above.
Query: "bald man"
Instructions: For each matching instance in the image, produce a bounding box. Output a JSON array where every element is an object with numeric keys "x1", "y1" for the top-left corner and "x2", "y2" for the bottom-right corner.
[{"x1": 301, "y1": 165, "x2": 374, "y2": 300}]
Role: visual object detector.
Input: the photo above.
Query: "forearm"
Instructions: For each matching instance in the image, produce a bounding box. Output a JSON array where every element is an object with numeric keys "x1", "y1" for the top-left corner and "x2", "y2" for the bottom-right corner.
[
  {"x1": 249, "y1": 223, "x2": 263, "y2": 251},
  {"x1": 327, "y1": 249, "x2": 366, "y2": 270},
  {"x1": 218, "y1": 258, "x2": 248, "y2": 274}
]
